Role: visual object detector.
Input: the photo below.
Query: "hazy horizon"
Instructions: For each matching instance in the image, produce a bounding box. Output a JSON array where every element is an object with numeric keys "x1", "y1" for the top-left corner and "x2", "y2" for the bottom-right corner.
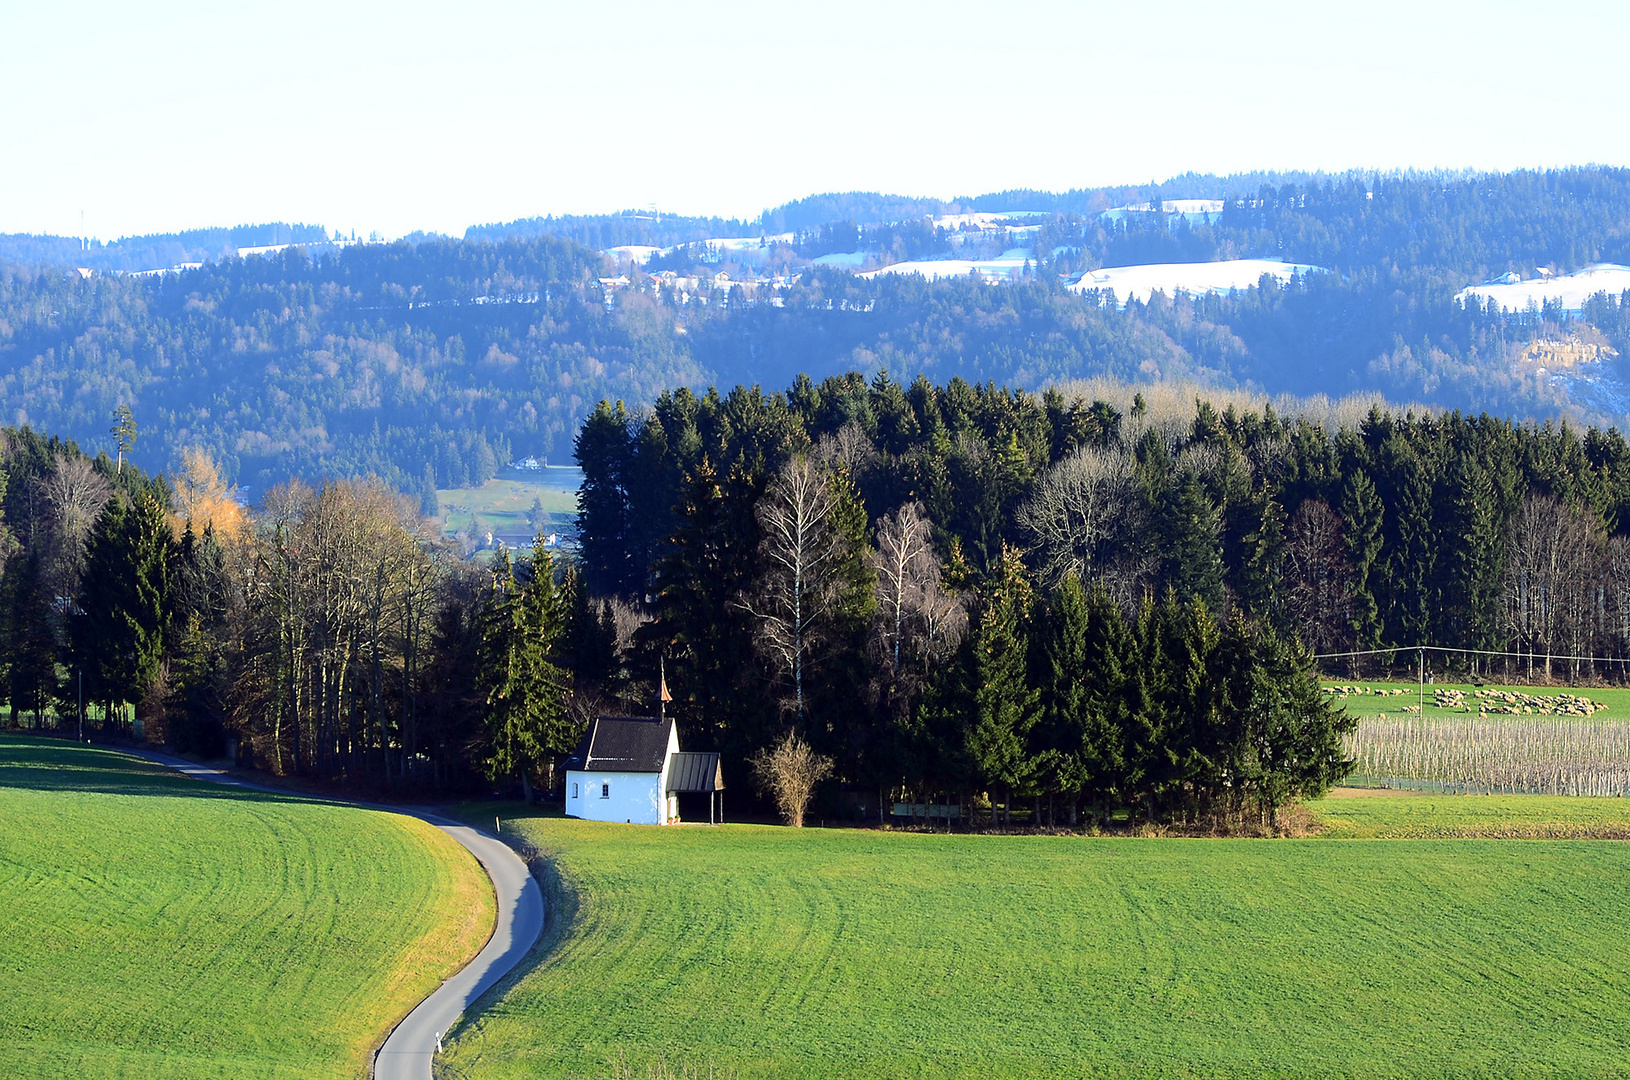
[{"x1": 6, "y1": 0, "x2": 1628, "y2": 242}]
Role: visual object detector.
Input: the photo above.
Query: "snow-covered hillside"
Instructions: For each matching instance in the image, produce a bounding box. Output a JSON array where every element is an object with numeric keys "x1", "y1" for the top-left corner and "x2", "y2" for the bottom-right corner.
[
  {"x1": 811, "y1": 251, "x2": 869, "y2": 269},
  {"x1": 1067, "y1": 259, "x2": 1322, "y2": 304},
  {"x1": 930, "y1": 211, "x2": 1048, "y2": 230},
  {"x1": 860, "y1": 257, "x2": 1030, "y2": 282},
  {"x1": 605, "y1": 245, "x2": 666, "y2": 263},
  {"x1": 1456, "y1": 264, "x2": 1630, "y2": 313},
  {"x1": 1100, "y1": 199, "x2": 1225, "y2": 224}
]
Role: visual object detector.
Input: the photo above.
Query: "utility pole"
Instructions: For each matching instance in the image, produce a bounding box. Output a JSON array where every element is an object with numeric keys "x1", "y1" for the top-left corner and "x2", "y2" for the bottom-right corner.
[{"x1": 78, "y1": 670, "x2": 84, "y2": 743}]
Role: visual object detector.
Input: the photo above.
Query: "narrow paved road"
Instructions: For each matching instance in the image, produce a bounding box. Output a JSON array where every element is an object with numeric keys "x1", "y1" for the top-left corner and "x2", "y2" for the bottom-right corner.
[{"x1": 120, "y1": 748, "x2": 545, "y2": 1080}]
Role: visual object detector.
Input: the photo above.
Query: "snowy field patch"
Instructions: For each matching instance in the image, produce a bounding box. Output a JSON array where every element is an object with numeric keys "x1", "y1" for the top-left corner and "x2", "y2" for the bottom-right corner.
[
  {"x1": 811, "y1": 251, "x2": 870, "y2": 269},
  {"x1": 1457, "y1": 264, "x2": 1630, "y2": 313},
  {"x1": 1100, "y1": 199, "x2": 1225, "y2": 224},
  {"x1": 1068, "y1": 259, "x2": 1323, "y2": 304},
  {"x1": 703, "y1": 234, "x2": 795, "y2": 252},
  {"x1": 931, "y1": 211, "x2": 1048, "y2": 231},
  {"x1": 604, "y1": 245, "x2": 667, "y2": 264},
  {"x1": 861, "y1": 257, "x2": 1029, "y2": 282}
]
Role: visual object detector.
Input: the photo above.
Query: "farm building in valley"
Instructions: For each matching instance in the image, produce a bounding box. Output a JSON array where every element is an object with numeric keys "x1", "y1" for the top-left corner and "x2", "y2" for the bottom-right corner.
[{"x1": 564, "y1": 715, "x2": 724, "y2": 825}]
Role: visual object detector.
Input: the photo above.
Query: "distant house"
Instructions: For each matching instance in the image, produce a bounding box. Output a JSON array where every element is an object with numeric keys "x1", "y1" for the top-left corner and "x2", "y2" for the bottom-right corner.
[{"x1": 563, "y1": 715, "x2": 724, "y2": 825}]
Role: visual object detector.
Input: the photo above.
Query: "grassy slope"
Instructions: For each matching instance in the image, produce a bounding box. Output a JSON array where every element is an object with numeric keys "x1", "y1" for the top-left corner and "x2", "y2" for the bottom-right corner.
[
  {"x1": 438, "y1": 477, "x2": 579, "y2": 539},
  {"x1": 448, "y1": 807, "x2": 1630, "y2": 1080},
  {"x1": 1316, "y1": 790, "x2": 1630, "y2": 837},
  {"x1": 0, "y1": 736, "x2": 496, "y2": 1080}
]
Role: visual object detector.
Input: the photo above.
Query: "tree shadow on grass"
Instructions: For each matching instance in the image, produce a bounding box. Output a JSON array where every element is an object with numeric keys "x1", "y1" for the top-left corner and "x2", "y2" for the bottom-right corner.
[
  {"x1": 446, "y1": 810, "x2": 583, "y2": 1044},
  {"x1": 0, "y1": 733, "x2": 330, "y2": 808}
]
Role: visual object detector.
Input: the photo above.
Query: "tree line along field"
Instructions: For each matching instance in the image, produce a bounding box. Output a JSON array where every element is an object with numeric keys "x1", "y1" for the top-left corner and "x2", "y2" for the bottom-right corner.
[
  {"x1": 445, "y1": 806, "x2": 1630, "y2": 1080},
  {"x1": 0, "y1": 736, "x2": 495, "y2": 1080}
]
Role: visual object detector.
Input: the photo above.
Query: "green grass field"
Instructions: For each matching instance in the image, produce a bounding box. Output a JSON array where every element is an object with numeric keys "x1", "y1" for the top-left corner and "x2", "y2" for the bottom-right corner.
[
  {"x1": 1317, "y1": 789, "x2": 1630, "y2": 837},
  {"x1": 1322, "y1": 679, "x2": 1630, "y2": 720},
  {"x1": 438, "y1": 475, "x2": 579, "y2": 541},
  {"x1": 447, "y1": 804, "x2": 1630, "y2": 1080},
  {"x1": 0, "y1": 736, "x2": 495, "y2": 1080}
]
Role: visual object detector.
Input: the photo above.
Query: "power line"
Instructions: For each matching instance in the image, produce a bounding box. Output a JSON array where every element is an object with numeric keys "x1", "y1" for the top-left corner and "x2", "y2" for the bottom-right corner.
[{"x1": 1313, "y1": 643, "x2": 1630, "y2": 666}]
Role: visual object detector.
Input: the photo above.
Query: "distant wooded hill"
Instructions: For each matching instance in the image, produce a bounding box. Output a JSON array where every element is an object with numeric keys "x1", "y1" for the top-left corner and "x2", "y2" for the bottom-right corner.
[
  {"x1": 3, "y1": 168, "x2": 1630, "y2": 492},
  {"x1": 0, "y1": 223, "x2": 336, "y2": 274}
]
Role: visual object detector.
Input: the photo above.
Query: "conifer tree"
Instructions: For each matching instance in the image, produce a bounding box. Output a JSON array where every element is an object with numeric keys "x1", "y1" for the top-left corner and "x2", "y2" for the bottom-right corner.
[
  {"x1": 1219, "y1": 618, "x2": 1356, "y2": 827},
  {"x1": 1078, "y1": 584, "x2": 1136, "y2": 818},
  {"x1": 1160, "y1": 471, "x2": 1225, "y2": 609},
  {"x1": 1240, "y1": 483, "x2": 1287, "y2": 625},
  {"x1": 575, "y1": 400, "x2": 636, "y2": 596},
  {"x1": 1340, "y1": 469, "x2": 1384, "y2": 651},
  {"x1": 654, "y1": 457, "x2": 762, "y2": 759},
  {"x1": 1033, "y1": 573, "x2": 1091, "y2": 817},
  {"x1": 1449, "y1": 451, "x2": 1505, "y2": 657},
  {"x1": 70, "y1": 492, "x2": 172, "y2": 732},
  {"x1": 4, "y1": 552, "x2": 57, "y2": 726},
  {"x1": 477, "y1": 546, "x2": 571, "y2": 800},
  {"x1": 963, "y1": 544, "x2": 1040, "y2": 825}
]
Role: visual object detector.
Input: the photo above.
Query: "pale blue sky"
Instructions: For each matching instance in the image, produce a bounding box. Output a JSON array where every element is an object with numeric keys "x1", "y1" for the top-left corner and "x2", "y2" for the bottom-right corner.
[{"x1": 4, "y1": 0, "x2": 1626, "y2": 241}]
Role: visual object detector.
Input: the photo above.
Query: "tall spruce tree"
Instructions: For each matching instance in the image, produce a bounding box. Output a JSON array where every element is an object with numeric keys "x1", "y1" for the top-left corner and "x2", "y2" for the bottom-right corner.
[
  {"x1": 1239, "y1": 483, "x2": 1287, "y2": 625},
  {"x1": 1160, "y1": 471, "x2": 1225, "y2": 609},
  {"x1": 653, "y1": 457, "x2": 764, "y2": 767},
  {"x1": 69, "y1": 492, "x2": 172, "y2": 732},
  {"x1": 4, "y1": 552, "x2": 57, "y2": 726},
  {"x1": 477, "y1": 547, "x2": 571, "y2": 800},
  {"x1": 1449, "y1": 451, "x2": 1506, "y2": 658},
  {"x1": 1339, "y1": 468, "x2": 1384, "y2": 652},
  {"x1": 575, "y1": 400, "x2": 636, "y2": 596},
  {"x1": 963, "y1": 544, "x2": 1040, "y2": 825}
]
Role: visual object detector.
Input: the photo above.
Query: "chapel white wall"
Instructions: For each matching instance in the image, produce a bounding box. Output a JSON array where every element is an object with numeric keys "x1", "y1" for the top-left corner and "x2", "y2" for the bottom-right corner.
[{"x1": 565, "y1": 769, "x2": 665, "y2": 825}]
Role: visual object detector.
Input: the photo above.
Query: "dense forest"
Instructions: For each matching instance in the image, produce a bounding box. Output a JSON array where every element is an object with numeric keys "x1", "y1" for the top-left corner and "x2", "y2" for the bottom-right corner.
[
  {"x1": 10, "y1": 373, "x2": 1630, "y2": 826},
  {"x1": 4, "y1": 168, "x2": 1630, "y2": 498},
  {"x1": 0, "y1": 236, "x2": 699, "y2": 493},
  {"x1": 472, "y1": 169, "x2": 1341, "y2": 243},
  {"x1": 566, "y1": 374, "x2": 1630, "y2": 822},
  {"x1": 0, "y1": 223, "x2": 337, "y2": 274},
  {"x1": 0, "y1": 426, "x2": 541, "y2": 790}
]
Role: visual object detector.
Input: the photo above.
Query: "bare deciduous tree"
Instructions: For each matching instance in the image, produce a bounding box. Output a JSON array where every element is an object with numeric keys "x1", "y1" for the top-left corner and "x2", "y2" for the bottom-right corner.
[
  {"x1": 814, "y1": 421, "x2": 877, "y2": 479},
  {"x1": 870, "y1": 501, "x2": 966, "y2": 685},
  {"x1": 39, "y1": 454, "x2": 113, "y2": 620},
  {"x1": 1604, "y1": 535, "x2": 1630, "y2": 671},
  {"x1": 750, "y1": 729, "x2": 833, "y2": 827},
  {"x1": 1503, "y1": 493, "x2": 1603, "y2": 680},
  {"x1": 232, "y1": 477, "x2": 441, "y2": 778},
  {"x1": 1017, "y1": 444, "x2": 1141, "y2": 590},
  {"x1": 739, "y1": 455, "x2": 847, "y2": 723},
  {"x1": 1283, "y1": 499, "x2": 1354, "y2": 656}
]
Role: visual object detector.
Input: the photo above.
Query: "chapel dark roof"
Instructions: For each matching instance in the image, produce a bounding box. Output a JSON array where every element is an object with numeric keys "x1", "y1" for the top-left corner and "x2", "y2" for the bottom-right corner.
[
  {"x1": 666, "y1": 752, "x2": 724, "y2": 793},
  {"x1": 564, "y1": 715, "x2": 673, "y2": 774}
]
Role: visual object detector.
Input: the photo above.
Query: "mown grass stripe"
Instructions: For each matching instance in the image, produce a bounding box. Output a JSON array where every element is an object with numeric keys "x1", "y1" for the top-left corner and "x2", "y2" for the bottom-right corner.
[
  {"x1": 0, "y1": 735, "x2": 495, "y2": 1080},
  {"x1": 448, "y1": 809, "x2": 1630, "y2": 1080}
]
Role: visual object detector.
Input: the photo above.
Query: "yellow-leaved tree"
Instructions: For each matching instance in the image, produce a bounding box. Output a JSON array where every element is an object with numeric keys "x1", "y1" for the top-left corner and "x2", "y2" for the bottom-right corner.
[{"x1": 170, "y1": 448, "x2": 247, "y2": 542}]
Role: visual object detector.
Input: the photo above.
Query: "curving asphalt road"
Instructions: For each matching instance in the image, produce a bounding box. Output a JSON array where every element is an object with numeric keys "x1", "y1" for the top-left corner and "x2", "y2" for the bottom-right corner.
[
  {"x1": 372, "y1": 817, "x2": 543, "y2": 1080},
  {"x1": 119, "y1": 747, "x2": 544, "y2": 1080}
]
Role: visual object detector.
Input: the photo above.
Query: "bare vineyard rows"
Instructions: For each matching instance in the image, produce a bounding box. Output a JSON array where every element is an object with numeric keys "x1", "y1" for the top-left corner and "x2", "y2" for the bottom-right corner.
[{"x1": 1346, "y1": 716, "x2": 1630, "y2": 796}]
